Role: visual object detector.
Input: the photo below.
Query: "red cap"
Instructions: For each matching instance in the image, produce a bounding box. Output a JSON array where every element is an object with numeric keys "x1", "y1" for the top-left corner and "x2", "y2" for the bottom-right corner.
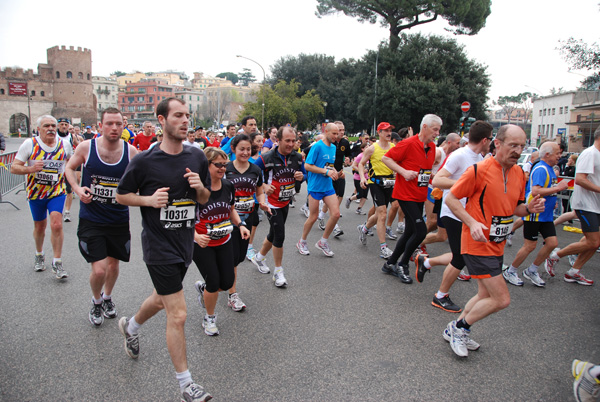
[{"x1": 377, "y1": 122, "x2": 395, "y2": 131}]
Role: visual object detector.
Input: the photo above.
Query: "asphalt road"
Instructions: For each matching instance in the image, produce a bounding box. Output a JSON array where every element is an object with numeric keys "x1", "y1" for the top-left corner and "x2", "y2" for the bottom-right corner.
[{"x1": 0, "y1": 142, "x2": 598, "y2": 401}]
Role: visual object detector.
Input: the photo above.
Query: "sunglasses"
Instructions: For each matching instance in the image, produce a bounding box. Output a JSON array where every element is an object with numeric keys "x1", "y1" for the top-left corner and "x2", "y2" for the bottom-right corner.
[{"x1": 211, "y1": 162, "x2": 228, "y2": 169}]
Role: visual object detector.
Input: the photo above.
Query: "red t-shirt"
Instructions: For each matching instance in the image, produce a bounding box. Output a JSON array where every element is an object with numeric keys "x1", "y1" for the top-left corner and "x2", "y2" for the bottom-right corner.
[
  {"x1": 132, "y1": 134, "x2": 155, "y2": 151},
  {"x1": 384, "y1": 134, "x2": 436, "y2": 202}
]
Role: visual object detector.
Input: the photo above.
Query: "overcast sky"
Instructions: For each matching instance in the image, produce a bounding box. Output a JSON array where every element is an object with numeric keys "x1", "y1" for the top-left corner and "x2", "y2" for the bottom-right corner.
[{"x1": 1, "y1": 0, "x2": 598, "y2": 106}]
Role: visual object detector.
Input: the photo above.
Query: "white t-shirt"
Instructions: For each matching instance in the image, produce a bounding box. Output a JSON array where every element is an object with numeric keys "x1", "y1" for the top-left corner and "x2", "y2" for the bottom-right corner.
[
  {"x1": 570, "y1": 145, "x2": 600, "y2": 214},
  {"x1": 440, "y1": 146, "x2": 483, "y2": 221},
  {"x1": 183, "y1": 140, "x2": 201, "y2": 149},
  {"x1": 15, "y1": 137, "x2": 73, "y2": 166}
]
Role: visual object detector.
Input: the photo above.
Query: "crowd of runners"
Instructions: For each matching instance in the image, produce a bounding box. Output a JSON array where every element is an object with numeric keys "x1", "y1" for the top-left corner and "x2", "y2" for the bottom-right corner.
[{"x1": 10, "y1": 96, "x2": 600, "y2": 401}]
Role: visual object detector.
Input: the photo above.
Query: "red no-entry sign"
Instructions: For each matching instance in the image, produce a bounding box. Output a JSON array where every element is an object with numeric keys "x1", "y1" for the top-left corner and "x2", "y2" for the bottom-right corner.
[{"x1": 461, "y1": 101, "x2": 471, "y2": 113}]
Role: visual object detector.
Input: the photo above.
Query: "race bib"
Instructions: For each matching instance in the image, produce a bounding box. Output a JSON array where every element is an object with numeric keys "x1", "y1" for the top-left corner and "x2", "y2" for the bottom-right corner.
[
  {"x1": 160, "y1": 199, "x2": 195, "y2": 230},
  {"x1": 489, "y1": 215, "x2": 514, "y2": 243},
  {"x1": 206, "y1": 220, "x2": 234, "y2": 240},
  {"x1": 234, "y1": 196, "x2": 255, "y2": 213},
  {"x1": 417, "y1": 169, "x2": 432, "y2": 187},
  {"x1": 278, "y1": 183, "x2": 295, "y2": 202},
  {"x1": 33, "y1": 160, "x2": 65, "y2": 186},
  {"x1": 90, "y1": 175, "x2": 119, "y2": 204}
]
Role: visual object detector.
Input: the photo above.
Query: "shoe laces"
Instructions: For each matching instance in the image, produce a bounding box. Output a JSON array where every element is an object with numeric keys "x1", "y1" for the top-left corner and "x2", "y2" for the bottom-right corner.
[
  {"x1": 185, "y1": 383, "x2": 205, "y2": 398},
  {"x1": 92, "y1": 303, "x2": 103, "y2": 317},
  {"x1": 53, "y1": 261, "x2": 64, "y2": 271},
  {"x1": 103, "y1": 299, "x2": 115, "y2": 311}
]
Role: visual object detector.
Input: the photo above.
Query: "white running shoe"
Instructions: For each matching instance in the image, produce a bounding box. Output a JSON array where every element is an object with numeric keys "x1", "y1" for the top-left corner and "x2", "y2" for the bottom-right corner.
[
  {"x1": 296, "y1": 240, "x2": 310, "y2": 255},
  {"x1": 316, "y1": 240, "x2": 334, "y2": 257},
  {"x1": 227, "y1": 293, "x2": 246, "y2": 312},
  {"x1": 300, "y1": 204, "x2": 310, "y2": 218},
  {"x1": 502, "y1": 266, "x2": 524, "y2": 286},
  {"x1": 443, "y1": 323, "x2": 480, "y2": 351},
  {"x1": 396, "y1": 222, "x2": 405, "y2": 234},
  {"x1": 194, "y1": 280, "x2": 206, "y2": 308},
  {"x1": 251, "y1": 255, "x2": 270, "y2": 274},
  {"x1": 34, "y1": 254, "x2": 45, "y2": 272},
  {"x1": 379, "y1": 246, "x2": 393, "y2": 259},
  {"x1": 202, "y1": 314, "x2": 219, "y2": 336},
  {"x1": 447, "y1": 321, "x2": 468, "y2": 357},
  {"x1": 357, "y1": 224, "x2": 368, "y2": 245},
  {"x1": 52, "y1": 261, "x2": 68, "y2": 279},
  {"x1": 523, "y1": 269, "x2": 546, "y2": 287},
  {"x1": 385, "y1": 227, "x2": 398, "y2": 240},
  {"x1": 273, "y1": 269, "x2": 288, "y2": 287}
]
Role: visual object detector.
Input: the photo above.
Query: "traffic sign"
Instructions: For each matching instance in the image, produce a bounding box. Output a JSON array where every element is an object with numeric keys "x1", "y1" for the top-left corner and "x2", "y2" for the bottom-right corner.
[{"x1": 461, "y1": 101, "x2": 471, "y2": 113}]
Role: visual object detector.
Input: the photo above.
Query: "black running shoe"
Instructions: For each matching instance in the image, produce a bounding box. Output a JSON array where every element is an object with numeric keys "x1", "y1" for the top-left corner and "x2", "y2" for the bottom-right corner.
[
  {"x1": 382, "y1": 262, "x2": 412, "y2": 284},
  {"x1": 431, "y1": 294, "x2": 462, "y2": 313},
  {"x1": 415, "y1": 254, "x2": 428, "y2": 283}
]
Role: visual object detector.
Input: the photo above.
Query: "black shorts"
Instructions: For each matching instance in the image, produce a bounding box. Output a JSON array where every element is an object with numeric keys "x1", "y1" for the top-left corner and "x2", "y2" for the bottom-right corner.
[
  {"x1": 440, "y1": 216, "x2": 464, "y2": 270},
  {"x1": 575, "y1": 210, "x2": 600, "y2": 233},
  {"x1": 523, "y1": 221, "x2": 556, "y2": 241},
  {"x1": 353, "y1": 179, "x2": 368, "y2": 199},
  {"x1": 332, "y1": 177, "x2": 345, "y2": 198},
  {"x1": 146, "y1": 262, "x2": 188, "y2": 296},
  {"x1": 368, "y1": 183, "x2": 393, "y2": 207},
  {"x1": 77, "y1": 218, "x2": 131, "y2": 263},
  {"x1": 463, "y1": 254, "x2": 503, "y2": 279},
  {"x1": 433, "y1": 198, "x2": 442, "y2": 215}
]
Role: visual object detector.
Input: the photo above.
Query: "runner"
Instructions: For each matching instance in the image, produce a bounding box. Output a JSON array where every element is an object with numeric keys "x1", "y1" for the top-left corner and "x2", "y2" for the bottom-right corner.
[
  {"x1": 545, "y1": 127, "x2": 600, "y2": 285},
  {"x1": 416, "y1": 121, "x2": 494, "y2": 313},
  {"x1": 12, "y1": 115, "x2": 73, "y2": 279},
  {"x1": 56, "y1": 117, "x2": 80, "y2": 223},
  {"x1": 65, "y1": 107, "x2": 138, "y2": 326},
  {"x1": 297, "y1": 123, "x2": 340, "y2": 257},
  {"x1": 380, "y1": 114, "x2": 439, "y2": 284},
  {"x1": 115, "y1": 97, "x2": 212, "y2": 401},
  {"x1": 192, "y1": 147, "x2": 250, "y2": 335},
  {"x1": 245, "y1": 131, "x2": 265, "y2": 261},
  {"x1": 502, "y1": 141, "x2": 568, "y2": 287},
  {"x1": 442, "y1": 124, "x2": 544, "y2": 357},
  {"x1": 251, "y1": 126, "x2": 305, "y2": 287}
]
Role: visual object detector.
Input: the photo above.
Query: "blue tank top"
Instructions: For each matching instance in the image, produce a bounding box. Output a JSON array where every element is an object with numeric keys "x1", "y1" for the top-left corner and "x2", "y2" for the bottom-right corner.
[{"x1": 80, "y1": 139, "x2": 130, "y2": 224}]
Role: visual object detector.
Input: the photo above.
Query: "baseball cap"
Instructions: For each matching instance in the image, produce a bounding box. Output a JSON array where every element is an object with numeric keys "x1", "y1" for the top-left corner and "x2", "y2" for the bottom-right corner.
[
  {"x1": 85, "y1": 125, "x2": 91, "y2": 129},
  {"x1": 377, "y1": 122, "x2": 394, "y2": 131},
  {"x1": 194, "y1": 126, "x2": 203, "y2": 131},
  {"x1": 57, "y1": 117, "x2": 70, "y2": 124}
]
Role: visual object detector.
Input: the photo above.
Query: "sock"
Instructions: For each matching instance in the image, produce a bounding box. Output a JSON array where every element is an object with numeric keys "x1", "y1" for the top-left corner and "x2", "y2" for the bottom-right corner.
[
  {"x1": 102, "y1": 293, "x2": 112, "y2": 300},
  {"x1": 256, "y1": 252, "x2": 265, "y2": 261},
  {"x1": 551, "y1": 250, "x2": 560, "y2": 260},
  {"x1": 320, "y1": 237, "x2": 328, "y2": 244},
  {"x1": 436, "y1": 291, "x2": 448, "y2": 299},
  {"x1": 568, "y1": 267, "x2": 580, "y2": 275},
  {"x1": 127, "y1": 316, "x2": 141, "y2": 335},
  {"x1": 36, "y1": 251, "x2": 44, "y2": 256},
  {"x1": 456, "y1": 318, "x2": 471, "y2": 330},
  {"x1": 508, "y1": 265, "x2": 518, "y2": 274},
  {"x1": 247, "y1": 245, "x2": 254, "y2": 251},
  {"x1": 275, "y1": 266, "x2": 283, "y2": 273},
  {"x1": 424, "y1": 259, "x2": 431, "y2": 269},
  {"x1": 176, "y1": 370, "x2": 193, "y2": 392},
  {"x1": 386, "y1": 226, "x2": 392, "y2": 230},
  {"x1": 527, "y1": 264, "x2": 539, "y2": 274},
  {"x1": 300, "y1": 238, "x2": 307, "y2": 244},
  {"x1": 380, "y1": 242, "x2": 387, "y2": 249},
  {"x1": 361, "y1": 225, "x2": 368, "y2": 233},
  {"x1": 53, "y1": 258, "x2": 62, "y2": 265},
  {"x1": 318, "y1": 212, "x2": 325, "y2": 219},
  {"x1": 589, "y1": 365, "x2": 600, "y2": 379},
  {"x1": 64, "y1": 210, "x2": 70, "y2": 213},
  {"x1": 92, "y1": 296, "x2": 102, "y2": 305}
]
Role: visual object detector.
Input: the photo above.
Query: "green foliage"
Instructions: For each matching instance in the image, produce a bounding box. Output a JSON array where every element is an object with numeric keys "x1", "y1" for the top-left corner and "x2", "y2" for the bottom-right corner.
[
  {"x1": 111, "y1": 71, "x2": 126, "y2": 77},
  {"x1": 316, "y1": 0, "x2": 491, "y2": 50},
  {"x1": 216, "y1": 72, "x2": 239, "y2": 85},
  {"x1": 239, "y1": 68, "x2": 257, "y2": 86},
  {"x1": 559, "y1": 37, "x2": 600, "y2": 90},
  {"x1": 238, "y1": 80, "x2": 324, "y2": 130}
]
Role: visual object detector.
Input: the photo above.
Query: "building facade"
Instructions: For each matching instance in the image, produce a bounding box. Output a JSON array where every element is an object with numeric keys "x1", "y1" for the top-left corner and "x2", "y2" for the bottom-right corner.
[
  {"x1": 531, "y1": 92, "x2": 575, "y2": 146},
  {"x1": 118, "y1": 79, "x2": 176, "y2": 126},
  {"x1": 92, "y1": 76, "x2": 119, "y2": 121}
]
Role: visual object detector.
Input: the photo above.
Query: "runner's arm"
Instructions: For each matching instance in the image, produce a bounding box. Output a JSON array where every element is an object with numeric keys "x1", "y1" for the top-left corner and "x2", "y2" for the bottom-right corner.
[
  {"x1": 431, "y1": 168, "x2": 455, "y2": 189},
  {"x1": 575, "y1": 172, "x2": 600, "y2": 194}
]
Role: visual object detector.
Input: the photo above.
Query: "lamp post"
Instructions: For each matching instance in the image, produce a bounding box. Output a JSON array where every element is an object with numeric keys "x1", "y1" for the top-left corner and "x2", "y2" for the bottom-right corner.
[{"x1": 236, "y1": 55, "x2": 265, "y2": 133}]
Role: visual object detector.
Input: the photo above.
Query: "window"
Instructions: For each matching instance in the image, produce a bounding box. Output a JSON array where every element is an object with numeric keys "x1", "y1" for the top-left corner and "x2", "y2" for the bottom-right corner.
[
  {"x1": 197, "y1": 96, "x2": 200, "y2": 101},
  {"x1": 551, "y1": 124, "x2": 554, "y2": 136},
  {"x1": 138, "y1": 88, "x2": 146, "y2": 93},
  {"x1": 552, "y1": 108, "x2": 555, "y2": 115},
  {"x1": 128, "y1": 97, "x2": 134, "y2": 103},
  {"x1": 538, "y1": 125, "x2": 541, "y2": 134},
  {"x1": 41, "y1": 91, "x2": 44, "y2": 97},
  {"x1": 148, "y1": 97, "x2": 153, "y2": 103},
  {"x1": 87, "y1": 74, "x2": 90, "y2": 80},
  {"x1": 31, "y1": 90, "x2": 35, "y2": 96},
  {"x1": 67, "y1": 71, "x2": 73, "y2": 79},
  {"x1": 539, "y1": 110, "x2": 542, "y2": 116},
  {"x1": 56, "y1": 71, "x2": 60, "y2": 79},
  {"x1": 559, "y1": 107, "x2": 563, "y2": 114},
  {"x1": 0, "y1": 89, "x2": 4, "y2": 95},
  {"x1": 128, "y1": 106, "x2": 134, "y2": 112},
  {"x1": 138, "y1": 96, "x2": 144, "y2": 102},
  {"x1": 565, "y1": 106, "x2": 569, "y2": 113},
  {"x1": 189, "y1": 95, "x2": 192, "y2": 101},
  {"x1": 153, "y1": 88, "x2": 156, "y2": 92},
  {"x1": 78, "y1": 72, "x2": 83, "y2": 79}
]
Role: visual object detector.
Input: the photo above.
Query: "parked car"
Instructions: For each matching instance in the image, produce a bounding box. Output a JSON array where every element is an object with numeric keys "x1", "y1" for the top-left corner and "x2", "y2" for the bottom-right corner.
[{"x1": 517, "y1": 153, "x2": 532, "y2": 167}]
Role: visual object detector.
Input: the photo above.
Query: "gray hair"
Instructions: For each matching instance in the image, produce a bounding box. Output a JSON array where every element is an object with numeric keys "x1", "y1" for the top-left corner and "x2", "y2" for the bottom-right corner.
[
  {"x1": 37, "y1": 115, "x2": 57, "y2": 127},
  {"x1": 420, "y1": 114, "x2": 442, "y2": 131},
  {"x1": 539, "y1": 141, "x2": 558, "y2": 158}
]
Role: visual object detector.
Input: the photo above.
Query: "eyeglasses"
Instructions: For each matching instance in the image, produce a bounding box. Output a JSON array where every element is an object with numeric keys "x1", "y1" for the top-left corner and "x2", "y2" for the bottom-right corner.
[
  {"x1": 211, "y1": 162, "x2": 228, "y2": 169},
  {"x1": 498, "y1": 140, "x2": 526, "y2": 151}
]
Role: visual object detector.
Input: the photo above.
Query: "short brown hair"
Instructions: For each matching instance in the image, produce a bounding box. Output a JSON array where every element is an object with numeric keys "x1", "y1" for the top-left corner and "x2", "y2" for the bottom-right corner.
[
  {"x1": 156, "y1": 97, "x2": 185, "y2": 120},
  {"x1": 101, "y1": 107, "x2": 122, "y2": 123},
  {"x1": 468, "y1": 121, "x2": 493, "y2": 144}
]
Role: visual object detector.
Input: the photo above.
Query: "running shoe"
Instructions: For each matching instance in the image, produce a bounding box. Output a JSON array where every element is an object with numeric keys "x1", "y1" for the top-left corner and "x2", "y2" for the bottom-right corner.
[
  {"x1": 181, "y1": 381, "x2": 213, "y2": 402},
  {"x1": 447, "y1": 320, "x2": 468, "y2": 357},
  {"x1": 316, "y1": 240, "x2": 334, "y2": 257},
  {"x1": 102, "y1": 296, "x2": 117, "y2": 318},
  {"x1": 345, "y1": 198, "x2": 351, "y2": 209},
  {"x1": 194, "y1": 280, "x2": 206, "y2": 308},
  {"x1": 396, "y1": 222, "x2": 405, "y2": 234},
  {"x1": 523, "y1": 269, "x2": 546, "y2": 287},
  {"x1": 443, "y1": 322, "x2": 480, "y2": 351},
  {"x1": 506, "y1": 233, "x2": 513, "y2": 246},
  {"x1": 63, "y1": 211, "x2": 71, "y2": 222},
  {"x1": 51, "y1": 261, "x2": 68, "y2": 279},
  {"x1": 89, "y1": 302, "x2": 104, "y2": 326},
  {"x1": 564, "y1": 271, "x2": 594, "y2": 286},
  {"x1": 457, "y1": 270, "x2": 471, "y2": 281},
  {"x1": 273, "y1": 269, "x2": 288, "y2": 287},
  {"x1": 502, "y1": 266, "x2": 524, "y2": 286},
  {"x1": 251, "y1": 255, "x2": 270, "y2": 274},
  {"x1": 357, "y1": 224, "x2": 368, "y2": 246},
  {"x1": 415, "y1": 254, "x2": 429, "y2": 283},
  {"x1": 545, "y1": 248, "x2": 560, "y2": 277},
  {"x1": 300, "y1": 204, "x2": 310, "y2": 218},
  {"x1": 385, "y1": 227, "x2": 398, "y2": 240},
  {"x1": 410, "y1": 245, "x2": 427, "y2": 261},
  {"x1": 118, "y1": 317, "x2": 139, "y2": 359},
  {"x1": 431, "y1": 295, "x2": 462, "y2": 313},
  {"x1": 381, "y1": 262, "x2": 412, "y2": 284},
  {"x1": 318, "y1": 217, "x2": 326, "y2": 230},
  {"x1": 246, "y1": 247, "x2": 256, "y2": 261},
  {"x1": 228, "y1": 293, "x2": 246, "y2": 312},
  {"x1": 568, "y1": 254, "x2": 578, "y2": 267},
  {"x1": 296, "y1": 240, "x2": 310, "y2": 255},
  {"x1": 202, "y1": 314, "x2": 219, "y2": 336},
  {"x1": 333, "y1": 224, "x2": 344, "y2": 237},
  {"x1": 34, "y1": 254, "x2": 45, "y2": 272},
  {"x1": 355, "y1": 207, "x2": 366, "y2": 215},
  {"x1": 379, "y1": 246, "x2": 393, "y2": 259},
  {"x1": 572, "y1": 359, "x2": 600, "y2": 402}
]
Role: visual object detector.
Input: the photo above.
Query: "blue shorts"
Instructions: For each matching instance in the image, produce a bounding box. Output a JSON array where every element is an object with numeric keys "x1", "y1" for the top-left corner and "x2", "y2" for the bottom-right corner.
[
  {"x1": 308, "y1": 189, "x2": 336, "y2": 201},
  {"x1": 427, "y1": 187, "x2": 435, "y2": 203},
  {"x1": 29, "y1": 195, "x2": 66, "y2": 222}
]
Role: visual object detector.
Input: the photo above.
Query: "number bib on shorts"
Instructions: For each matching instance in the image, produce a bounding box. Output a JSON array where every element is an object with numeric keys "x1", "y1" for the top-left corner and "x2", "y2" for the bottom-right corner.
[
  {"x1": 234, "y1": 196, "x2": 255, "y2": 213},
  {"x1": 34, "y1": 160, "x2": 65, "y2": 186},
  {"x1": 206, "y1": 220, "x2": 234, "y2": 240},
  {"x1": 278, "y1": 183, "x2": 295, "y2": 202},
  {"x1": 160, "y1": 199, "x2": 195, "y2": 230},
  {"x1": 90, "y1": 175, "x2": 119, "y2": 204},
  {"x1": 417, "y1": 169, "x2": 432, "y2": 187},
  {"x1": 489, "y1": 215, "x2": 514, "y2": 243}
]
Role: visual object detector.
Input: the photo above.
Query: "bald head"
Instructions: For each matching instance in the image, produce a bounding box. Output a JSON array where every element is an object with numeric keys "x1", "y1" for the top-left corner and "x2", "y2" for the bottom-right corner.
[
  {"x1": 445, "y1": 133, "x2": 461, "y2": 152},
  {"x1": 539, "y1": 142, "x2": 558, "y2": 159},
  {"x1": 324, "y1": 123, "x2": 339, "y2": 144}
]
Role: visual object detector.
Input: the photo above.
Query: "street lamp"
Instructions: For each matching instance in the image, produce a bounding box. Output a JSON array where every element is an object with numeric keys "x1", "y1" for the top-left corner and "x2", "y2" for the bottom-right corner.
[{"x1": 236, "y1": 55, "x2": 266, "y2": 133}]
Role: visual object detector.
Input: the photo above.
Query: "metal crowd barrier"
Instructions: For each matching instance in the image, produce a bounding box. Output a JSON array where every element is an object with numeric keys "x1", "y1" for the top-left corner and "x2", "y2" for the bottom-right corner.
[
  {"x1": 0, "y1": 151, "x2": 25, "y2": 210},
  {"x1": 555, "y1": 175, "x2": 574, "y2": 217}
]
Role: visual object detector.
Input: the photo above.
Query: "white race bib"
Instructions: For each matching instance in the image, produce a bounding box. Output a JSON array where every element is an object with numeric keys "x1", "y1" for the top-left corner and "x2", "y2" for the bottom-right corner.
[{"x1": 489, "y1": 215, "x2": 514, "y2": 243}]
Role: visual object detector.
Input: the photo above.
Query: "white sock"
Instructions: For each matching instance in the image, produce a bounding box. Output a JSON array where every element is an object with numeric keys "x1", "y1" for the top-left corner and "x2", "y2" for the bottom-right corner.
[
  {"x1": 53, "y1": 258, "x2": 61, "y2": 265},
  {"x1": 247, "y1": 245, "x2": 254, "y2": 251},
  {"x1": 320, "y1": 237, "x2": 327, "y2": 244},
  {"x1": 318, "y1": 212, "x2": 325, "y2": 220},
  {"x1": 568, "y1": 267, "x2": 580, "y2": 275},
  {"x1": 424, "y1": 259, "x2": 431, "y2": 269},
  {"x1": 127, "y1": 316, "x2": 141, "y2": 335},
  {"x1": 300, "y1": 238, "x2": 307, "y2": 244},
  {"x1": 36, "y1": 251, "x2": 44, "y2": 256},
  {"x1": 92, "y1": 296, "x2": 102, "y2": 305},
  {"x1": 527, "y1": 264, "x2": 539, "y2": 273},
  {"x1": 436, "y1": 291, "x2": 448, "y2": 299},
  {"x1": 275, "y1": 266, "x2": 283, "y2": 273},
  {"x1": 176, "y1": 370, "x2": 193, "y2": 391},
  {"x1": 551, "y1": 250, "x2": 560, "y2": 260},
  {"x1": 508, "y1": 265, "x2": 518, "y2": 274},
  {"x1": 256, "y1": 252, "x2": 265, "y2": 261}
]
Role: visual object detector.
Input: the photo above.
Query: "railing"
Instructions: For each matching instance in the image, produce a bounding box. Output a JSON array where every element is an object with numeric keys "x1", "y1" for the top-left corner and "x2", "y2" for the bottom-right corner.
[{"x1": 0, "y1": 151, "x2": 25, "y2": 210}]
